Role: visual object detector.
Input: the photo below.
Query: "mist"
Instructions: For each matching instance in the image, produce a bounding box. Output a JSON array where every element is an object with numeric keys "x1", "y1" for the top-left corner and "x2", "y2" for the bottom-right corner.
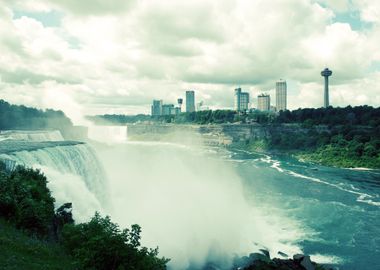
[{"x1": 92, "y1": 130, "x2": 302, "y2": 269}]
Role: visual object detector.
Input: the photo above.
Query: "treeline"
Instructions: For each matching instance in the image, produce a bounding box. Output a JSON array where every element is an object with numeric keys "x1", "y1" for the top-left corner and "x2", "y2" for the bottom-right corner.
[
  {"x1": 87, "y1": 114, "x2": 151, "y2": 125},
  {"x1": 242, "y1": 107, "x2": 380, "y2": 168},
  {"x1": 263, "y1": 125, "x2": 380, "y2": 168},
  {"x1": 0, "y1": 99, "x2": 73, "y2": 130},
  {"x1": 89, "y1": 106, "x2": 380, "y2": 127},
  {"x1": 276, "y1": 106, "x2": 380, "y2": 127},
  {"x1": 0, "y1": 162, "x2": 169, "y2": 269},
  {"x1": 88, "y1": 110, "x2": 274, "y2": 125}
]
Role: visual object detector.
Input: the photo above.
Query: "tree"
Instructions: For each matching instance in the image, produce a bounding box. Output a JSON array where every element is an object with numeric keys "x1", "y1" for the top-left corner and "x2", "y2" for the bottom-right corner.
[{"x1": 0, "y1": 165, "x2": 55, "y2": 237}]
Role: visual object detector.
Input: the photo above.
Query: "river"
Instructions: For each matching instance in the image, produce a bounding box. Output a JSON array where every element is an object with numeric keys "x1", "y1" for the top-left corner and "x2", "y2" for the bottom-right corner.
[{"x1": 230, "y1": 148, "x2": 380, "y2": 270}]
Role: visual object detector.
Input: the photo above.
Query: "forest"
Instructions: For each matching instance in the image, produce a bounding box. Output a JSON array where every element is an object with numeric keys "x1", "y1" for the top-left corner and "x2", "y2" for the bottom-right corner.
[{"x1": 0, "y1": 99, "x2": 73, "y2": 131}]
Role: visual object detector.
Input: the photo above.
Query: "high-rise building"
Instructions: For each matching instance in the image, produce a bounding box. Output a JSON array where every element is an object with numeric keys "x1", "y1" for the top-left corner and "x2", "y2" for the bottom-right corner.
[
  {"x1": 234, "y1": 88, "x2": 250, "y2": 112},
  {"x1": 276, "y1": 80, "x2": 287, "y2": 112},
  {"x1": 257, "y1": 94, "x2": 270, "y2": 111},
  {"x1": 186, "y1": 90, "x2": 195, "y2": 112},
  {"x1": 151, "y1": 100, "x2": 162, "y2": 116}
]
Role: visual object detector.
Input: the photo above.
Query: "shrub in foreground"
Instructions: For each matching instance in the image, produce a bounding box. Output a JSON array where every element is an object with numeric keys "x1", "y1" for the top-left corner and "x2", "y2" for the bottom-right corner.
[
  {"x1": 62, "y1": 213, "x2": 169, "y2": 270},
  {"x1": 0, "y1": 164, "x2": 55, "y2": 237}
]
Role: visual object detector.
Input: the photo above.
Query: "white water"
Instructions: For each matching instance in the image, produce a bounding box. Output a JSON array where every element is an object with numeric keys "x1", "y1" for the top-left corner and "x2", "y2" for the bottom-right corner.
[
  {"x1": 262, "y1": 154, "x2": 380, "y2": 208},
  {"x1": 0, "y1": 143, "x2": 108, "y2": 222},
  {"x1": 0, "y1": 130, "x2": 64, "y2": 141}
]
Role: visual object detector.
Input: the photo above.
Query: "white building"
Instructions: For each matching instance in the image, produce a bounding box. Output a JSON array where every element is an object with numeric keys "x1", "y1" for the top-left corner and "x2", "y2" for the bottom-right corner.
[
  {"x1": 276, "y1": 80, "x2": 287, "y2": 112},
  {"x1": 257, "y1": 94, "x2": 270, "y2": 111}
]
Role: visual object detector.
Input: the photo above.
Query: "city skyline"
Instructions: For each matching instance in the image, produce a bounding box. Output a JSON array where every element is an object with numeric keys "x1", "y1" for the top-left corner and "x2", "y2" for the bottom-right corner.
[
  {"x1": 150, "y1": 73, "x2": 324, "y2": 115},
  {"x1": 0, "y1": 1, "x2": 379, "y2": 124}
]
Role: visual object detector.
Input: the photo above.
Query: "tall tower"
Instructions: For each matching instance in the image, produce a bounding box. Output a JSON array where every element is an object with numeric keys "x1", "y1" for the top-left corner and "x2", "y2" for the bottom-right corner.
[
  {"x1": 177, "y1": 98, "x2": 183, "y2": 112},
  {"x1": 276, "y1": 80, "x2": 287, "y2": 112},
  {"x1": 321, "y1": 68, "x2": 332, "y2": 108},
  {"x1": 186, "y1": 91, "x2": 195, "y2": 112}
]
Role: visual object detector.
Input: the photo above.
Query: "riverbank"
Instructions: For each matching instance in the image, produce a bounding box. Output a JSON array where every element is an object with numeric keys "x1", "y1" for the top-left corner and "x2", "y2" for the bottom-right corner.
[
  {"x1": 294, "y1": 144, "x2": 380, "y2": 169},
  {"x1": 231, "y1": 140, "x2": 380, "y2": 170}
]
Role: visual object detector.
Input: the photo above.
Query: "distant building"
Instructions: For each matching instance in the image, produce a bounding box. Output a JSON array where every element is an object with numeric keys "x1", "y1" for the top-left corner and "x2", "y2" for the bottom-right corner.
[
  {"x1": 162, "y1": 104, "x2": 174, "y2": 116},
  {"x1": 234, "y1": 88, "x2": 250, "y2": 112},
  {"x1": 186, "y1": 91, "x2": 195, "y2": 112},
  {"x1": 151, "y1": 100, "x2": 163, "y2": 116},
  {"x1": 257, "y1": 94, "x2": 270, "y2": 111},
  {"x1": 276, "y1": 80, "x2": 287, "y2": 112},
  {"x1": 170, "y1": 107, "x2": 181, "y2": 115}
]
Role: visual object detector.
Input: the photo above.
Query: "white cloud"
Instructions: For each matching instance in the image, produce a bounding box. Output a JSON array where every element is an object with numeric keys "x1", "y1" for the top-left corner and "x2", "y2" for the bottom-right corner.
[{"x1": 0, "y1": 0, "x2": 379, "y2": 122}]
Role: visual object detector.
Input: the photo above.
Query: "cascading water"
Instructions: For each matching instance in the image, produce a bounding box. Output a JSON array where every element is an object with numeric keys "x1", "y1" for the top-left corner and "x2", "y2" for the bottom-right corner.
[
  {"x1": 0, "y1": 130, "x2": 64, "y2": 141},
  {"x1": 0, "y1": 142, "x2": 108, "y2": 222}
]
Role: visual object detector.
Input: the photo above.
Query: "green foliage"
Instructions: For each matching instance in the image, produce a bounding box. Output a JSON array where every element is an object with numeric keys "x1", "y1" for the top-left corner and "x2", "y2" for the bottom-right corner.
[
  {"x1": 0, "y1": 218, "x2": 74, "y2": 270},
  {"x1": 0, "y1": 164, "x2": 169, "y2": 269},
  {"x1": 0, "y1": 99, "x2": 72, "y2": 130},
  {"x1": 89, "y1": 110, "x2": 279, "y2": 125},
  {"x1": 87, "y1": 114, "x2": 152, "y2": 125},
  {"x1": 62, "y1": 212, "x2": 169, "y2": 270},
  {"x1": 298, "y1": 141, "x2": 380, "y2": 169},
  {"x1": 276, "y1": 105, "x2": 380, "y2": 126},
  {"x1": 0, "y1": 165, "x2": 55, "y2": 237}
]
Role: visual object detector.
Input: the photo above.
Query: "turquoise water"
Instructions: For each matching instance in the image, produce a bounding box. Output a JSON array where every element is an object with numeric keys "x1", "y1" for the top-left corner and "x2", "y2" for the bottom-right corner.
[{"x1": 228, "y1": 149, "x2": 380, "y2": 270}]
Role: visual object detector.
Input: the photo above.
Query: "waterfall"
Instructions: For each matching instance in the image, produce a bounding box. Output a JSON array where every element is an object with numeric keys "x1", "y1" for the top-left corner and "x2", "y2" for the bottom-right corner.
[
  {"x1": 0, "y1": 143, "x2": 108, "y2": 222},
  {"x1": 0, "y1": 130, "x2": 64, "y2": 142}
]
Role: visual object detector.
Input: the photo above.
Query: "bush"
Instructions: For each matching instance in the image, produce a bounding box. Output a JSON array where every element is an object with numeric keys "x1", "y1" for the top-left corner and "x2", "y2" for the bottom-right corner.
[
  {"x1": 62, "y1": 213, "x2": 169, "y2": 270},
  {"x1": 0, "y1": 165, "x2": 55, "y2": 237}
]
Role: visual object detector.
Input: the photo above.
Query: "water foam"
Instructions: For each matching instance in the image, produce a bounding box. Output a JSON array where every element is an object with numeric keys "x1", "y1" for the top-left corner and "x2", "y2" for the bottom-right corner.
[
  {"x1": 1, "y1": 143, "x2": 108, "y2": 220},
  {"x1": 0, "y1": 130, "x2": 64, "y2": 141},
  {"x1": 263, "y1": 157, "x2": 380, "y2": 208}
]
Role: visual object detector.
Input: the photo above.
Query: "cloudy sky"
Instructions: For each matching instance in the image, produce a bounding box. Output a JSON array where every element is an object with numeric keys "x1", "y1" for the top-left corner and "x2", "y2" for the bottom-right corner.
[{"x1": 0, "y1": 0, "x2": 379, "y2": 123}]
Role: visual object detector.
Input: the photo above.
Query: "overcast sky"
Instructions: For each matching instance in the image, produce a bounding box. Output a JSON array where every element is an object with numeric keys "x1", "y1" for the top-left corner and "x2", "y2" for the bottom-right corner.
[{"x1": 0, "y1": 0, "x2": 379, "y2": 123}]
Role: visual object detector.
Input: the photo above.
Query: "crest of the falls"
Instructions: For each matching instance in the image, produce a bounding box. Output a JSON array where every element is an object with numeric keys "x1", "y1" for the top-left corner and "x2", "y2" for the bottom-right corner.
[
  {"x1": 0, "y1": 130, "x2": 64, "y2": 141},
  {"x1": 0, "y1": 143, "x2": 108, "y2": 222}
]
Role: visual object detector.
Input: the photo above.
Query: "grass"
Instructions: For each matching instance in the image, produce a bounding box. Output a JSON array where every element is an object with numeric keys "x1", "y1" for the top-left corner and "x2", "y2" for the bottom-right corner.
[{"x1": 0, "y1": 219, "x2": 74, "y2": 270}]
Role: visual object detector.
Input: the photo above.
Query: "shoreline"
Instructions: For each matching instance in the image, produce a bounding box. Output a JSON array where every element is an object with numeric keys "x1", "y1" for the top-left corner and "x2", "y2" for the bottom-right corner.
[{"x1": 229, "y1": 143, "x2": 380, "y2": 171}]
